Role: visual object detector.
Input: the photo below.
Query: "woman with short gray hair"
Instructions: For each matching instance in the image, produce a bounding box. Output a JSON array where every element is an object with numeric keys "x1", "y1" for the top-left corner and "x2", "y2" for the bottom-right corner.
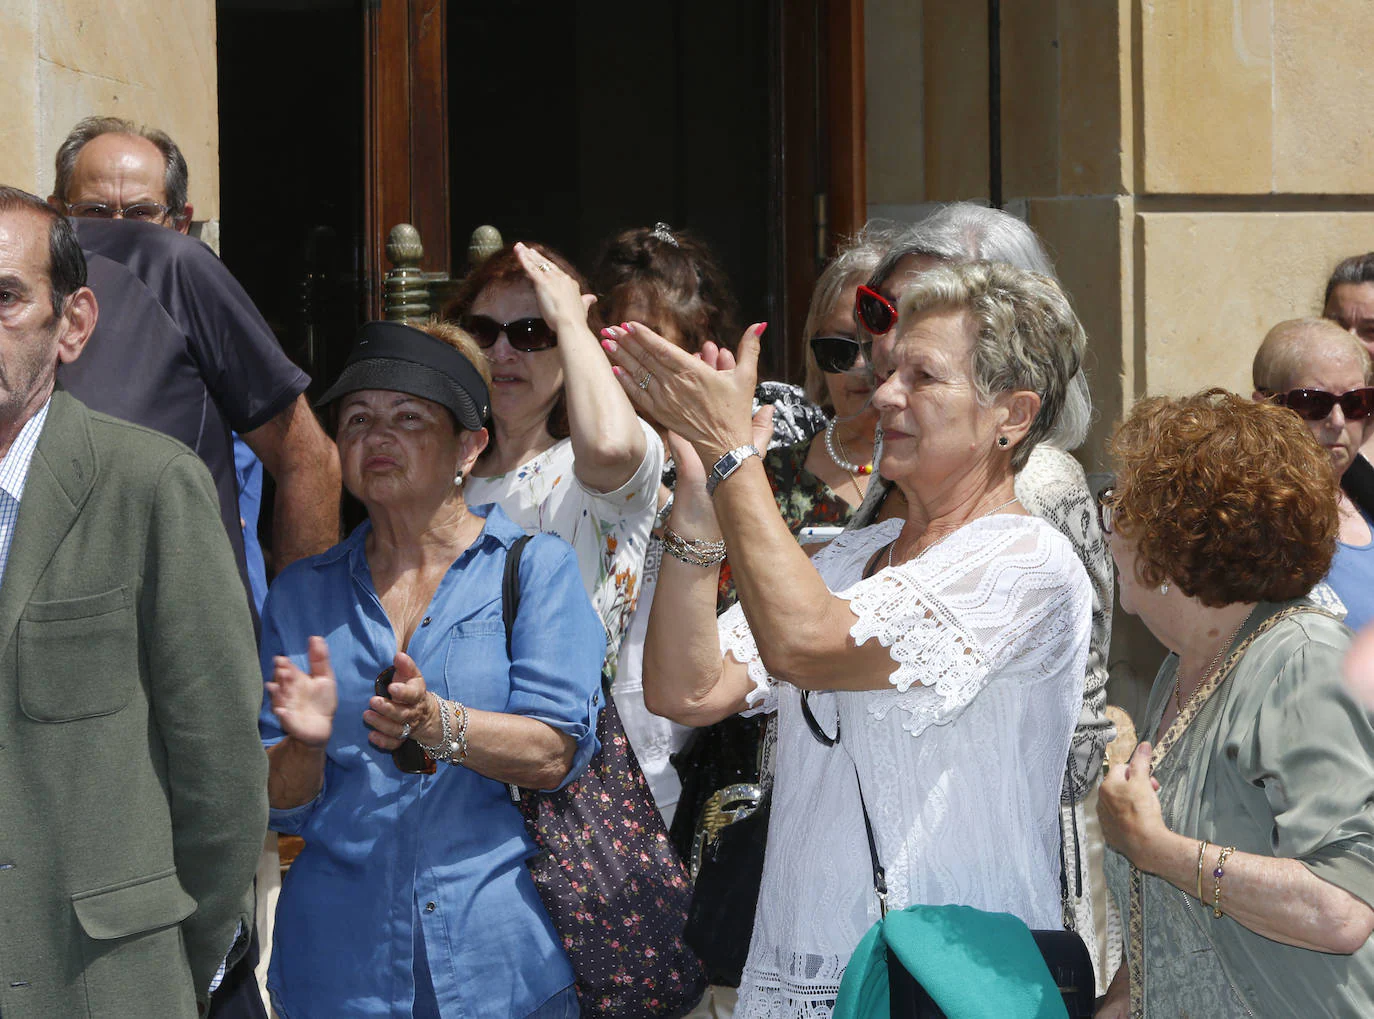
[
  {"x1": 853, "y1": 202, "x2": 1116, "y2": 990},
  {"x1": 600, "y1": 259, "x2": 1094, "y2": 1018}
]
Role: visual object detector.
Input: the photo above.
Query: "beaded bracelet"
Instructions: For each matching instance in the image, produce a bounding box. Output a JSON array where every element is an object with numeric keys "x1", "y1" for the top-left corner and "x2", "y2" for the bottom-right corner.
[
  {"x1": 1195, "y1": 839, "x2": 1211, "y2": 902},
  {"x1": 1212, "y1": 844, "x2": 1235, "y2": 918},
  {"x1": 662, "y1": 526, "x2": 727, "y2": 567}
]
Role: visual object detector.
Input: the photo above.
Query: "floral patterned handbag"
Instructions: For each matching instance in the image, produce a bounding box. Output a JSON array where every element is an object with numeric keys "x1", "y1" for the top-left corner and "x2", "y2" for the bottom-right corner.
[{"x1": 504, "y1": 537, "x2": 707, "y2": 1017}]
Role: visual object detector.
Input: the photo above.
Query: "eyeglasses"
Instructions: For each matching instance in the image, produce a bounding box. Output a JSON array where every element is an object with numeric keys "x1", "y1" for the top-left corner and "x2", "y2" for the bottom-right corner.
[
  {"x1": 855, "y1": 285, "x2": 898, "y2": 336},
  {"x1": 1096, "y1": 487, "x2": 1116, "y2": 537},
  {"x1": 809, "y1": 335, "x2": 864, "y2": 374},
  {"x1": 1268, "y1": 387, "x2": 1374, "y2": 422},
  {"x1": 460, "y1": 315, "x2": 558, "y2": 352},
  {"x1": 65, "y1": 201, "x2": 175, "y2": 223}
]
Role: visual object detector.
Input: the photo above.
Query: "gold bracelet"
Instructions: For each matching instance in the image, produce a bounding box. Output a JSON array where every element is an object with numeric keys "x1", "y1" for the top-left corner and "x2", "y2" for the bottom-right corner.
[
  {"x1": 1196, "y1": 839, "x2": 1211, "y2": 901},
  {"x1": 1212, "y1": 845, "x2": 1235, "y2": 918}
]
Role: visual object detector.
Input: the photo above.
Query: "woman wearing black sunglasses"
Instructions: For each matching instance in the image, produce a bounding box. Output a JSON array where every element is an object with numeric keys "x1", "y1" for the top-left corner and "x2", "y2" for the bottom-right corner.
[
  {"x1": 1252, "y1": 317, "x2": 1374, "y2": 634},
  {"x1": 447, "y1": 241, "x2": 662, "y2": 678}
]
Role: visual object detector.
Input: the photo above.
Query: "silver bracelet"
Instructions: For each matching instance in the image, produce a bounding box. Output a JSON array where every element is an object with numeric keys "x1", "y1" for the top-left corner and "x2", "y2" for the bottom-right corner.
[
  {"x1": 662, "y1": 526, "x2": 727, "y2": 567},
  {"x1": 416, "y1": 693, "x2": 455, "y2": 761},
  {"x1": 447, "y1": 700, "x2": 470, "y2": 767}
]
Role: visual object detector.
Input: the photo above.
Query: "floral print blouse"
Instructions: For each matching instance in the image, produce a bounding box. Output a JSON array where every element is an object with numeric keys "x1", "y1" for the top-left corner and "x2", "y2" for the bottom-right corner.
[{"x1": 465, "y1": 418, "x2": 665, "y2": 677}]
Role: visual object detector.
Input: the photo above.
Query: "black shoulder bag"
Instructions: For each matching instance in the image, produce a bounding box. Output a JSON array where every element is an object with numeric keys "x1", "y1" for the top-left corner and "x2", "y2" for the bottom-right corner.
[{"x1": 799, "y1": 691, "x2": 1095, "y2": 1019}]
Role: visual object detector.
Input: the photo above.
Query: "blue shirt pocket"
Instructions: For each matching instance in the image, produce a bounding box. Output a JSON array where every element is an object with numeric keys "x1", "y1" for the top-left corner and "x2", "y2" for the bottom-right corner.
[{"x1": 442, "y1": 618, "x2": 510, "y2": 711}]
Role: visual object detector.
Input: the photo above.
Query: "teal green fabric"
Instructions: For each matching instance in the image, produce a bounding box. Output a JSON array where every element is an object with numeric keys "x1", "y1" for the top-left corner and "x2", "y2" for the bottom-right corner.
[{"x1": 834, "y1": 904, "x2": 1068, "y2": 1019}]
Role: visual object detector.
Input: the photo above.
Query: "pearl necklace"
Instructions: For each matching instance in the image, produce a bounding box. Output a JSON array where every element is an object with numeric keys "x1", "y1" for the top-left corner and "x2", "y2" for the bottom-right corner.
[
  {"x1": 886, "y1": 497, "x2": 1022, "y2": 570},
  {"x1": 824, "y1": 419, "x2": 874, "y2": 476}
]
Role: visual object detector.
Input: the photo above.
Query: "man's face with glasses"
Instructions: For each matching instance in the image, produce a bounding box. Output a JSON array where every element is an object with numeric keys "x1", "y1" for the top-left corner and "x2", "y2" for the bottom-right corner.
[{"x1": 55, "y1": 132, "x2": 190, "y2": 234}]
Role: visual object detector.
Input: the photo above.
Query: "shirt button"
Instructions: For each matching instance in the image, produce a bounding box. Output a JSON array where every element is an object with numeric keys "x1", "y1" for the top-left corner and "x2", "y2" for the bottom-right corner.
[
  {"x1": 425, "y1": 901, "x2": 437, "y2": 912},
  {"x1": 421, "y1": 617, "x2": 432, "y2": 627}
]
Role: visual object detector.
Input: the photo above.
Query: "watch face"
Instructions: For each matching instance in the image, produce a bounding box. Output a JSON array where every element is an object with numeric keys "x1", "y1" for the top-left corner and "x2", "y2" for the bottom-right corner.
[{"x1": 713, "y1": 452, "x2": 740, "y2": 476}]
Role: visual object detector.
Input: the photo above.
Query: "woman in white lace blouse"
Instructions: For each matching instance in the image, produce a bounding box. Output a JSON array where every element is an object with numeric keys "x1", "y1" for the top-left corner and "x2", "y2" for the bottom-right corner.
[{"x1": 599, "y1": 261, "x2": 1094, "y2": 1018}]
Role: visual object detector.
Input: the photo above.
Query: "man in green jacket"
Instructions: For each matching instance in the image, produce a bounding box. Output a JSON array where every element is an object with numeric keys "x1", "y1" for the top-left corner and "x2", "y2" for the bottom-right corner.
[{"x1": 0, "y1": 186, "x2": 267, "y2": 1016}]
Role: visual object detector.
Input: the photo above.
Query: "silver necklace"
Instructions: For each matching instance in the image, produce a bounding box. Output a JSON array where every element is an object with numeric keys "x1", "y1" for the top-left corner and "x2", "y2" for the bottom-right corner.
[{"x1": 886, "y1": 497, "x2": 1021, "y2": 570}]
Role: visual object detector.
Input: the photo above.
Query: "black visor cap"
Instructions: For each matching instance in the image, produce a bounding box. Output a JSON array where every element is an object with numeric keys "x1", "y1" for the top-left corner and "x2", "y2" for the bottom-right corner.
[{"x1": 315, "y1": 321, "x2": 490, "y2": 431}]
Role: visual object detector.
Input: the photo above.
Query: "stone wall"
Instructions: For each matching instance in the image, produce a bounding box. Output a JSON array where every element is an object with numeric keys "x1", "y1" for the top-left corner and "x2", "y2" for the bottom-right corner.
[
  {"x1": 866, "y1": 1, "x2": 1374, "y2": 715},
  {"x1": 0, "y1": 0, "x2": 219, "y2": 217}
]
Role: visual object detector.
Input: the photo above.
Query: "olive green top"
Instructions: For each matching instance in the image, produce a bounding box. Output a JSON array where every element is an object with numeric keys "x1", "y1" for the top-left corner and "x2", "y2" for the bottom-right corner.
[{"x1": 1105, "y1": 602, "x2": 1374, "y2": 1018}]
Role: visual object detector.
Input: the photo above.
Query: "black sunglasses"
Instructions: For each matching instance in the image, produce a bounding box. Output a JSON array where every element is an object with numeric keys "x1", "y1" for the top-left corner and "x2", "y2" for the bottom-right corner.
[
  {"x1": 855, "y1": 285, "x2": 899, "y2": 336},
  {"x1": 374, "y1": 666, "x2": 435, "y2": 774},
  {"x1": 461, "y1": 315, "x2": 558, "y2": 352},
  {"x1": 1096, "y1": 487, "x2": 1116, "y2": 537},
  {"x1": 1269, "y1": 387, "x2": 1374, "y2": 422},
  {"x1": 809, "y1": 335, "x2": 864, "y2": 374}
]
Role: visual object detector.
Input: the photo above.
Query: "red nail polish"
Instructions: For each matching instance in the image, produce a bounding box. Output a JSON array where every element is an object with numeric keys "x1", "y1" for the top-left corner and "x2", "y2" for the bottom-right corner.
[
  {"x1": 621, "y1": 322, "x2": 632, "y2": 331},
  {"x1": 612, "y1": 365, "x2": 624, "y2": 377},
  {"x1": 758, "y1": 322, "x2": 768, "y2": 335}
]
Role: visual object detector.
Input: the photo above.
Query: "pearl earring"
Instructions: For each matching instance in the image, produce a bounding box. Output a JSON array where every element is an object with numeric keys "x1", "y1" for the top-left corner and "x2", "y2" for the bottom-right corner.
[
  {"x1": 1160, "y1": 582, "x2": 1169, "y2": 595},
  {"x1": 454, "y1": 469, "x2": 464, "y2": 487}
]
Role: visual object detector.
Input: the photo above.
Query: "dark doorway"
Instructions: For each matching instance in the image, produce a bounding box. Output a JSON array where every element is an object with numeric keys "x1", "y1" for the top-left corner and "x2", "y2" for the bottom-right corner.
[
  {"x1": 216, "y1": 0, "x2": 368, "y2": 394},
  {"x1": 447, "y1": 1, "x2": 778, "y2": 369}
]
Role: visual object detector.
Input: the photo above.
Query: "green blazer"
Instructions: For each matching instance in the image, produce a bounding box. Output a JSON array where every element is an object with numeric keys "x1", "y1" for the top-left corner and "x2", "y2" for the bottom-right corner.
[{"x1": 0, "y1": 391, "x2": 268, "y2": 1018}]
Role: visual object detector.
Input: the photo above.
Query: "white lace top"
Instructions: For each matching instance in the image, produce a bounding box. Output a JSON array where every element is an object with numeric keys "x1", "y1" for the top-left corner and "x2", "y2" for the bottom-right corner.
[{"x1": 719, "y1": 514, "x2": 1092, "y2": 1019}]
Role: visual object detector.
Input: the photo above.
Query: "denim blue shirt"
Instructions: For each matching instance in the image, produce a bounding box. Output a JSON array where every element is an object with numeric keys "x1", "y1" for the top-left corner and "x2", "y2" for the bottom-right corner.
[{"x1": 259, "y1": 503, "x2": 605, "y2": 1019}]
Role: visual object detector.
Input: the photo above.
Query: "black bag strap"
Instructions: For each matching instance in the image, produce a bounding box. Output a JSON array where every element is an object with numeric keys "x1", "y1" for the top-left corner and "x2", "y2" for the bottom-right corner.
[
  {"x1": 502, "y1": 534, "x2": 535, "y2": 658},
  {"x1": 801, "y1": 690, "x2": 886, "y2": 916}
]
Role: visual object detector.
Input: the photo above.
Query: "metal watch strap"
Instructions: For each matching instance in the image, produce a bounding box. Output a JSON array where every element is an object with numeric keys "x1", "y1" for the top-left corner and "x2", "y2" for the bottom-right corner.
[{"x1": 705, "y1": 443, "x2": 761, "y2": 496}]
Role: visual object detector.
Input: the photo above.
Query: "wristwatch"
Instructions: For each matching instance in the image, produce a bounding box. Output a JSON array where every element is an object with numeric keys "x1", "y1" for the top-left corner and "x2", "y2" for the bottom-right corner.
[{"x1": 705, "y1": 444, "x2": 761, "y2": 496}]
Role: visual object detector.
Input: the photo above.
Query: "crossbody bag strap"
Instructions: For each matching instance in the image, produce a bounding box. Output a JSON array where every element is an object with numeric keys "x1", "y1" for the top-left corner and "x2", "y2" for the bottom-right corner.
[
  {"x1": 1126, "y1": 604, "x2": 1330, "y2": 1018},
  {"x1": 800, "y1": 690, "x2": 887, "y2": 917},
  {"x1": 503, "y1": 533, "x2": 535, "y2": 803}
]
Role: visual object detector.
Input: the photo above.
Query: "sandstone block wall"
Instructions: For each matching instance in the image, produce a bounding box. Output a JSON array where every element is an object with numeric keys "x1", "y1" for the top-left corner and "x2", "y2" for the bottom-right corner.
[{"x1": 0, "y1": 0, "x2": 219, "y2": 217}]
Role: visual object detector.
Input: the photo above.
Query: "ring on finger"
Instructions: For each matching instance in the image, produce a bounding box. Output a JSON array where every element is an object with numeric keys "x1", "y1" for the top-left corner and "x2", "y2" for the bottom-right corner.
[
  {"x1": 637, "y1": 371, "x2": 654, "y2": 390},
  {"x1": 400, "y1": 721, "x2": 412, "y2": 740},
  {"x1": 538, "y1": 262, "x2": 553, "y2": 273}
]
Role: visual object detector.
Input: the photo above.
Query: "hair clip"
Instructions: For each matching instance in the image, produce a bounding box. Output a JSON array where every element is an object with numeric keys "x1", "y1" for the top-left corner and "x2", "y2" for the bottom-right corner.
[{"x1": 651, "y1": 222, "x2": 680, "y2": 248}]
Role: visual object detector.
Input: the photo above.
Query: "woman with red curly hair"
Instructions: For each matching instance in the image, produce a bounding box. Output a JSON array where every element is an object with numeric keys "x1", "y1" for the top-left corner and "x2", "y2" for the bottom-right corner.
[{"x1": 1096, "y1": 389, "x2": 1374, "y2": 1018}]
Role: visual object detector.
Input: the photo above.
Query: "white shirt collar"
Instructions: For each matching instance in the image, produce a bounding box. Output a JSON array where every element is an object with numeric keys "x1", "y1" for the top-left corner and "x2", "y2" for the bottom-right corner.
[{"x1": 0, "y1": 399, "x2": 52, "y2": 504}]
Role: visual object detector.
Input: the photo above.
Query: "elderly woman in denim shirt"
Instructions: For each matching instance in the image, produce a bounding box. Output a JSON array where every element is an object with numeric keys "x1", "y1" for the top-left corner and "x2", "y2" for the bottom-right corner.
[{"x1": 260, "y1": 321, "x2": 605, "y2": 1019}]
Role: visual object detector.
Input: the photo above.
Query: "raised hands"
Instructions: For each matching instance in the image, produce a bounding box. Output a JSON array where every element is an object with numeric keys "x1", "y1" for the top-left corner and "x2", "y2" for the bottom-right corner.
[
  {"x1": 514, "y1": 241, "x2": 595, "y2": 334},
  {"x1": 267, "y1": 635, "x2": 339, "y2": 749},
  {"x1": 601, "y1": 321, "x2": 767, "y2": 460}
]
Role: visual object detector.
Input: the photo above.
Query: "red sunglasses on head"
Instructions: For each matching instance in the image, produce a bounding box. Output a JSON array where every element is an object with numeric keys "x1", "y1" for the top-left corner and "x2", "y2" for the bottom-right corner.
[
  {"x1": 855, "y1": 285, "x2": 898, "y2": 336},
  {"x1": 1269, "y1": 387, "x2": 1374, "y2": 422}
]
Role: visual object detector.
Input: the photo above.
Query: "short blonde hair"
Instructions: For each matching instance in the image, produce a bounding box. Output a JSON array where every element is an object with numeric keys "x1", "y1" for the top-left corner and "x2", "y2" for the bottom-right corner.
[
  {"x1": 416, "y1": 318, "x2": 492, "y2": 390},
  {"x1": 896, "y1": 261, "x2": 1085, "y2": 469}
]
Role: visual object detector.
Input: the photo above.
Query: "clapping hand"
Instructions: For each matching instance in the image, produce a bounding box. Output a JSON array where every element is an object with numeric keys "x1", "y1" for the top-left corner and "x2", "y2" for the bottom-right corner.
[
  {"x1": 601, "y1": 321, "x2": 766, "y2": 460},
  {"x1": 267, "y1": 635, "x2": 338, "y2": 749}
]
